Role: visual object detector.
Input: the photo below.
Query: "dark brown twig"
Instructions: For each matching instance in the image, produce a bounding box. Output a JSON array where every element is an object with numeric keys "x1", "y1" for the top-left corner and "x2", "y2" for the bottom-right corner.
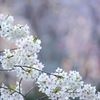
[
  {"x1": 0, "y1": 69, "x2": 14, "y2": 71},
  {"x1": 14, "y1": 65, "x2": 60, "y2": 77},
  {"x1": 0, "y1": 64, "x2": 59, "y2": 77},
  {"x1": 0, "y1": 48, "x2": 18, "y2": 53},
  {"x1": 19, "y1": 78, "x2": 23, "y2": 92}
]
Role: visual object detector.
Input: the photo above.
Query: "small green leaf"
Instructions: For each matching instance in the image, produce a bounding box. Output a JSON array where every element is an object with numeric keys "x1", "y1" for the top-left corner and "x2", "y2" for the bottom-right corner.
[
  {"x1": 26, "y1": 69, "x2": 32, "y2": 73},
  {"x1": 52, "y1": 87, "x2": 61, "y2": 93},
  {"x1": 26, "y1": 55, "x2": 32, "y2": 57},
  {"x1": 9, "y1": 85, "x2": 16, "y2": 90},
  {"x1": 57, "y1": 75, "x2": 63, "y2": 79},
  {"x1": 33, "y1": 36, "x2": 38, "y2": 42},
  {"x1": 30, "y1": 63, "x2": 36, "y2": 67},
  {"x1": 5, "y1": 14, "x2": 10, "y2": 19},
  {"x1": 7, "y1": 55, "x2": 14, "y2": 59}
]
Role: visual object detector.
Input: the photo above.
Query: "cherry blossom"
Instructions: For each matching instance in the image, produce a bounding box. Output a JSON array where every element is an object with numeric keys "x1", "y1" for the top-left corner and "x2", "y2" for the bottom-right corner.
[{"x1": 0, "y1": 13, "x2": 100, "y2": 100}]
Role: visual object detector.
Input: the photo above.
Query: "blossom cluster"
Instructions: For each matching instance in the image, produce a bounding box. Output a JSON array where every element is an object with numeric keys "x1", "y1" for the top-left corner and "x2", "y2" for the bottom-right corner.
[
  {"x1": 0, "y1": 14, "x2": 44, "y2": 81},
  {"x1": 0, "y1": 14, "x2": 44, "y2": 99},
  {"x1": 0, "y1": 49, "x2": 44, "y2": 81},
  {"x1": 0, "y1": 82, "x2": 23, "y2": 100},
  {"x1": 37, "y1": 67, "x2": 100, "y2": 100},
  {"x1": 16, "y1": 35, "x2": 42, "y2": 55},
  {"x1": 0, "y1": 14, "x2": 29, "y2": 42},
  {"x1": 0, "y1": 14, "x2": 100, "y2": 100}
]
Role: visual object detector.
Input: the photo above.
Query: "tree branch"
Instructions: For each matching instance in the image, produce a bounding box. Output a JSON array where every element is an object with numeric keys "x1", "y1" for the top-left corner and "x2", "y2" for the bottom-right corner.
[
  {"x1": 14, "y1": 65, "x2": 60, "y2": 78},
  {"x1": 19, "y1": 78, "x2": 23, "y2": 92},
  {"x1": 0, "y1": 48, "x2": 18, "y2": 53},
  {"x1": 0, "y1": 64, "x2": 63, "y2": 78},
  {"x1": 0, "y1": 68, "x2": 14, "y2": 71}
]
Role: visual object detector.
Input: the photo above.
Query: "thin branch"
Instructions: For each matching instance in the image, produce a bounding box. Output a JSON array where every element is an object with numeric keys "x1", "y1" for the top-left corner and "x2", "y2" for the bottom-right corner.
[
  {"x1": 0, "y1": 61, "x2": 62, "y2": 78},
  {"x1": 20, "y1": 66, "x2": 28, "y2": 72},
  {"x1": 14, "y1": 65, "x2": 60, "y2": 77},
  {"x1": 0, "y1": 69, "x2": 14, "y2": 71},
  {"x1": 19, "y1": 78, "x2": 23, "y2": 92},
  {"x1": 25, "y1": 84, "x2": 38, "y2": 96},
  {"x1": 0, "y1": 48, "x2": 18, "y2": 53},
  {"x1": 0, "y1": 65, "x2": 62, "y2": 78},
  {"x1": 0, "y1": 86, "x2": 29, "y2": 100},
  {"x1": 0, "y1": 64, "x2": 60, "y2": 77},
  {"x1": 36, "y1": 95, "x2": 47, "y2": 100}
]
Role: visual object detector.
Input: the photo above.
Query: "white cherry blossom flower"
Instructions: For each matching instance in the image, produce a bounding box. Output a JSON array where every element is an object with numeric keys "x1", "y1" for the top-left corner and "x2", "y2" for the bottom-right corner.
[{"x1": 16, "y1": 35, "x2": 42, "y2": 55}]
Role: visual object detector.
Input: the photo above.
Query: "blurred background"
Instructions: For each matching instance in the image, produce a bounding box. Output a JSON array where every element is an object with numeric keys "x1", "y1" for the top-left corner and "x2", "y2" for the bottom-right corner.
[{"x1": 0, "y1": 0, "x2": 100, "y2": 99}]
